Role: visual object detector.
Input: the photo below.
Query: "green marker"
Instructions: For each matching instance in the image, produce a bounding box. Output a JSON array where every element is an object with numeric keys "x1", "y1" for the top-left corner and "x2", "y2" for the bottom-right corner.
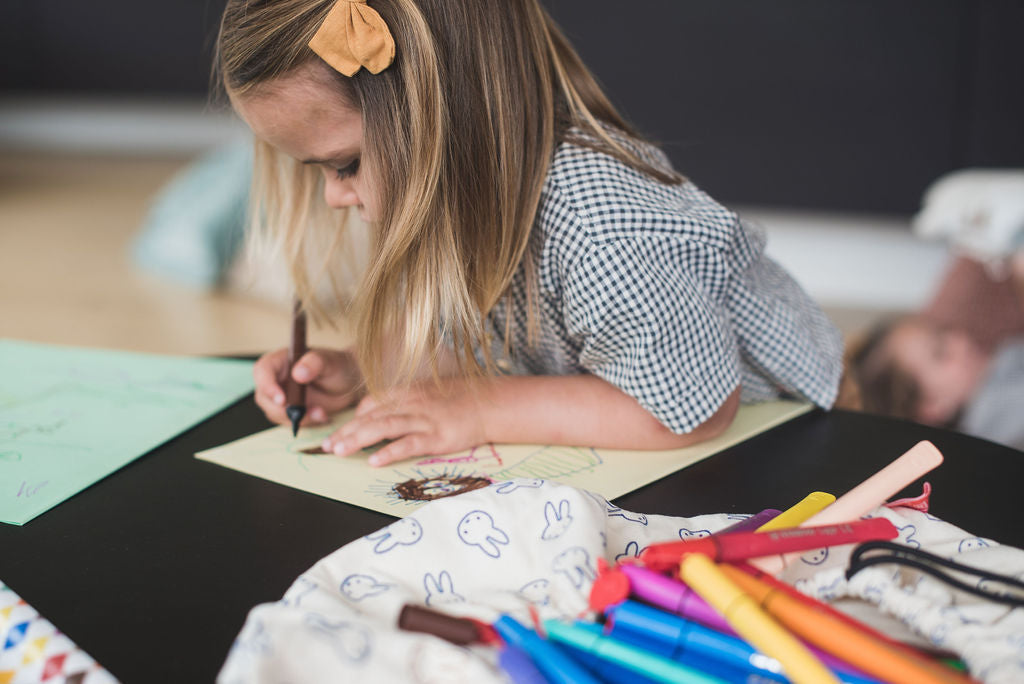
[{"x1": 543, "y1": 620, "x2": 725, "y2": 684}]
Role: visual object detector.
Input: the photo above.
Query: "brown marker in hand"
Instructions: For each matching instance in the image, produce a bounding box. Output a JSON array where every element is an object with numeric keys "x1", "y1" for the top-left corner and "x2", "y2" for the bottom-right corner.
[{"x1": 285, "y1": 299, "x2": 307, "y2": 437}]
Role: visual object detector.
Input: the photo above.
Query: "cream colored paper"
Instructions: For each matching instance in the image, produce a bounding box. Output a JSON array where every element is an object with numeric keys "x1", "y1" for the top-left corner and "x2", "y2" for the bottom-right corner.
[{"x1": 196, "y1": 400, "x2": 811, "y2": 517}]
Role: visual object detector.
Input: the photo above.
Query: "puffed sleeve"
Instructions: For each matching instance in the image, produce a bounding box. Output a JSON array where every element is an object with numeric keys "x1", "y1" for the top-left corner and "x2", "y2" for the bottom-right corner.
[{"x1": 561, "y1": 234, "x2": 741, "y2": 433}]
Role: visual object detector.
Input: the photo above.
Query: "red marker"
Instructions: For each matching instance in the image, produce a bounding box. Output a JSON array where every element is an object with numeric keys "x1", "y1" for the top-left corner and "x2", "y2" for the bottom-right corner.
[{"x1": 639, "y1": 518, "x2": 898, "y2": 572}]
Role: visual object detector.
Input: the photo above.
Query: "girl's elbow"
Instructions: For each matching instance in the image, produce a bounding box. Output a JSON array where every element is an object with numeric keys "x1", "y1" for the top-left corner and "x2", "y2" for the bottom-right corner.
[
  {"x1": 648, "y1": 386, "x2": 740, "y2": 448},
  {"x1": 702, "y1": 386, "x2": 740, "y2": 439}
]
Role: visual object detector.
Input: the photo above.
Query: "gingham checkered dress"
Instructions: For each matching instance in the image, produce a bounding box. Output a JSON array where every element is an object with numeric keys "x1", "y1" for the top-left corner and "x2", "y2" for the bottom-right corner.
[{"x1": 484, "y1": 130, "x2": 844, "y2": 434}]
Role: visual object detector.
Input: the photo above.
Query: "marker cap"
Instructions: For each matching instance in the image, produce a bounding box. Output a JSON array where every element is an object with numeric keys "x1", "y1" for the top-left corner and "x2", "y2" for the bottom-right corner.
[{"x1": 588, "y1": 565, "x2": 630, "y2": 613}]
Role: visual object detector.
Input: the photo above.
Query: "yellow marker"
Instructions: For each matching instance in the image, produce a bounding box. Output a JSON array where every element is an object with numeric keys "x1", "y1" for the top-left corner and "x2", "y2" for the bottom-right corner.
[
  {"x1": 678, "y1": 554, "x2": 840, "y2": 684},
  {"x1": 757, "y1": 491, "x2": 836, "y2": 531}
]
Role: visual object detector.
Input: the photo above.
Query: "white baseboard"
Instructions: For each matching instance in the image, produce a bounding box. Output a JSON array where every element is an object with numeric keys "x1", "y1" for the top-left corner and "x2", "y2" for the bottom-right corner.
[
  {"x1": 742, "y1": 208, "x2": 948, "y2": 311},
  {"x1": 0, "y1": 97, "x2": 948, "y2": 312},
  {"x1": 0, "y1": 96, "x2": 247, "y2": 156}
]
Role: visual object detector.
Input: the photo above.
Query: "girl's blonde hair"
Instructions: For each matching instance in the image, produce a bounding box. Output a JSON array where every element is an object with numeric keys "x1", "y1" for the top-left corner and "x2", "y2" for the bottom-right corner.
[{"x1": 217, "y1": 0, "x2": 681, "y2": 393}]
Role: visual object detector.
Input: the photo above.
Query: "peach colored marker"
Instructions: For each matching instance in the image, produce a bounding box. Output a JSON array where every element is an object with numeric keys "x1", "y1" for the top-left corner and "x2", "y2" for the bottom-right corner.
[{"x1": 752, "y1": 441, "x2": 944, "y2": 574}]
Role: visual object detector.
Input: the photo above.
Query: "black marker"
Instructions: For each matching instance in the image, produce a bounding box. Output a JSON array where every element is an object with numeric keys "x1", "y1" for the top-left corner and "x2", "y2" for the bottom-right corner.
[{"x1": 285, "y1": 299, "x2": 307, "y2": 437}]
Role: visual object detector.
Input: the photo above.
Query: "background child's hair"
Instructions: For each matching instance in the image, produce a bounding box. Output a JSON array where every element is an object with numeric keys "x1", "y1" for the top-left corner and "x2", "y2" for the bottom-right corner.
[
  {"x1": 848, "y1": 318, "x2": 921, "y2": 419},
  {"x1": 217, "y1": 0, "x2": 681, "y2": 393}
]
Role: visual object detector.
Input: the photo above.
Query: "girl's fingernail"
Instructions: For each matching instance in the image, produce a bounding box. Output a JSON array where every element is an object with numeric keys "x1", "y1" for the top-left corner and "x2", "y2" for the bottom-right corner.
[
  {"x1": 312, "y1": 407, "x2": 326, "y2": 421},
  {"x1": 368, "y1": 455, "x2": 381, "y2": 467},
  {"x1": 294, "y1": 366, "x2": 310, "y2": 382},
  {"x1": 333, "y1": 442, "x2": 347, "y2": 457},
  {"x1": 275, "y1": 393, "x2": 285, "y2": 405},
  {"x1": 321, "y1": 440, "x2": 332, "y2": 452}
]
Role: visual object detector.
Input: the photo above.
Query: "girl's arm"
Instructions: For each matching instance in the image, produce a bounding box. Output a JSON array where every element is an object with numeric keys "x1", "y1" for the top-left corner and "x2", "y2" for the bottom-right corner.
[
  {"x1": 324, "y1": 374, "x2": 741, "y2": 467},
  {"x1": 482, "y1": 375, "x2": 740, "y2": 450}
]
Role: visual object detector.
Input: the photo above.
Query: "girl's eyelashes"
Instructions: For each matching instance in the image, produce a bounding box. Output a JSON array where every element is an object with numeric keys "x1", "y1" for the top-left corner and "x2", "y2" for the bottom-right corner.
[{"x1": 334, "y1": 158, "x2": 360, "y2": 180}]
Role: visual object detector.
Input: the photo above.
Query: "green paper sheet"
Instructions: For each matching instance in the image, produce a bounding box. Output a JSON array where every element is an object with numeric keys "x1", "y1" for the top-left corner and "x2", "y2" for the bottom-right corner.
[{"x1": 0, "y1": 340, "x2": 254, "y2": 525}]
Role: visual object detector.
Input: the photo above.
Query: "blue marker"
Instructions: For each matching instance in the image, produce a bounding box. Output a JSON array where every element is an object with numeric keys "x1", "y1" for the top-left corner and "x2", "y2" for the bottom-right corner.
[
  {"x1": 493, "y1": 616, "x2": 602, "y2": 684},
  {"x1": 608, "y1": 600, "x2": 787, "y2": 679},
  {"x1": 557, "y1": 638, "x2": 663, "y2": 684},
  {"x1": 543, "y1": 620, "x2": 726, "y2": 684},
  {"x1": 608, "y1": 601, "x2": 883, "y2": 684},
  {"x1": 498, "y1": 643, "x2": 553, "y2": 684}
]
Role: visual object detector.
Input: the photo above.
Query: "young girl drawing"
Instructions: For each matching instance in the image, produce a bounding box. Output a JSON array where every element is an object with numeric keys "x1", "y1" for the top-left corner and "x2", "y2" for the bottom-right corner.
[{"x1": 218, "y1": 0, "x2": 844, "y2": 467}]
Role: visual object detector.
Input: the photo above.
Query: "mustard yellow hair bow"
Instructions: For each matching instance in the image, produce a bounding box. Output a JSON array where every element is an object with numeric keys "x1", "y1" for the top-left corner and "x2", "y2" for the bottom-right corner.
[{"x1": 309, "y1": 0, "x2": 395, "y2": 76}]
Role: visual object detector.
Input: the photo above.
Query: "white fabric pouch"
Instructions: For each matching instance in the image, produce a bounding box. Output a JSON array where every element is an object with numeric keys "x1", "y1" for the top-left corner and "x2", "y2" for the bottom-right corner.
[{"x1": 218, "y1": 479, "x2": 1024, "y2": 683}]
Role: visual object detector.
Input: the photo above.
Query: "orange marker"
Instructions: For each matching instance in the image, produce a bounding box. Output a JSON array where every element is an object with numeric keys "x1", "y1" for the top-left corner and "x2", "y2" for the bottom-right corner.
[
  {"x1": 719, "y1": 565, "x2": 975, "y2": 684},
  {"x1": 733, "y1": 562, "x2": 916, "y2": 653}
]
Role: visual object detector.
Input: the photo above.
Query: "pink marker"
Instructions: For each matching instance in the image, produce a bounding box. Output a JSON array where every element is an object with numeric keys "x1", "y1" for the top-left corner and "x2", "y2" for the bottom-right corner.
[
  {"x1": 752, "y1": 440, "x2": 944, "y2": 574},
  {"x1": 618, "y1": 564, "x2": 735, "y2": 636}
]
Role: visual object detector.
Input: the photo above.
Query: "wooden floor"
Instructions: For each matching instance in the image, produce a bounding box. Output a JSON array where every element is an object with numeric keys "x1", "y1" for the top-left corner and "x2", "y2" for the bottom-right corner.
[{"x1": 0, "y1": 152, "x2": 351, "y2": 357}]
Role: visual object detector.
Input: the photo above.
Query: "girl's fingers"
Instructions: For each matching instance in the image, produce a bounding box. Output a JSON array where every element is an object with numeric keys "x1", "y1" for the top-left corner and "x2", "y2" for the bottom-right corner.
[
  {"x1": 293, "y1": 349, "x2": 327, "y2": 383},
  {"x1": 355, "y1": 394, "x2": 379, "y2": 416},
  {"x1": 253, "y1": 348, "x2": 289, "y2": 405},
  {"x1": 297, "y1": 349, "x2": 362, "y2": 395},
  {"x1": 367, "y1": 435, "x2": 429, "y2": 467},
  {"x1": 323, "y1": 414, "x2": 432, "y2": 457},
  {"x1": 255, "y1": 391, "x2": 328, "y2": 427},
  {"x1": 254, "y1": 388, "x2": 288, "y2": 424}
]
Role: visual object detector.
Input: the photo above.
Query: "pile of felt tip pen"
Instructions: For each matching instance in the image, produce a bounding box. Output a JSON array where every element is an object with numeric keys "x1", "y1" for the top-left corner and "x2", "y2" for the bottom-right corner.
[{"x1": 398, "y1": 441, "x2": 981, "y2": 684}]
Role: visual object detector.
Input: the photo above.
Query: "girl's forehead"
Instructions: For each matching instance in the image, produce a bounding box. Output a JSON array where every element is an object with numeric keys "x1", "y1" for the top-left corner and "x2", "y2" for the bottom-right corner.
[{"x1": 234, "y1": 66, "x2": 362, "y2": 161}]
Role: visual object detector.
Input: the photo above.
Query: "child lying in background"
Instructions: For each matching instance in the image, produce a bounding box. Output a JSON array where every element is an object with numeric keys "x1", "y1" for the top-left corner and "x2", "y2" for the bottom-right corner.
[{"x1": 852, "y1": 254, "x2": 1024, "y2": 451}]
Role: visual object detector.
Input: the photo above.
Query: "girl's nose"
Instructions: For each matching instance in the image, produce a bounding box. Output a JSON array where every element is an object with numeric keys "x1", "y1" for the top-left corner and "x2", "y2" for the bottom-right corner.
[{"x1": 323, "y1": 176, "x2": 360, "y2": 210}]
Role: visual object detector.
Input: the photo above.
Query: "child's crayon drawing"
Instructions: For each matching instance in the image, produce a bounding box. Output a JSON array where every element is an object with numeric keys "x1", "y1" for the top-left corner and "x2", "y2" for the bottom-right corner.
[
  {"x1": 196, "y1": 400, "x2": 812, "y2": 518},
  {"x1": 0, "y1": 339, "x2": 255, "y2": 525}
]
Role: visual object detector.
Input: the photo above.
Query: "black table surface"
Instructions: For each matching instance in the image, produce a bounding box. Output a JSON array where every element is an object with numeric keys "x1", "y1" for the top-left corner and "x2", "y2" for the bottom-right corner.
[{"x1": 1, "y1": 399, "x2": 1021, "y2": 683}]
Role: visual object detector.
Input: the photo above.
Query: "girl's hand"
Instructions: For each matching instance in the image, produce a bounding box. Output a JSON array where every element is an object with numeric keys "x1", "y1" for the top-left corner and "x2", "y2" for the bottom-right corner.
[
  {"x1": 321, "y1": 380, "x2": 488, "y2": 467},
  {"x1": 253, "y1": 347, "x2": 363, "y2": 427}
]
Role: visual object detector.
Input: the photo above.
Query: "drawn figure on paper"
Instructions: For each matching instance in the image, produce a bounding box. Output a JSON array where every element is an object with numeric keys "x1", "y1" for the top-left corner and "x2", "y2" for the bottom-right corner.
[
  {"x1": 541, "y1": 499, "x2": 573, "y2": 540},
  {"x1": 415, "y1": 443, "x2": 503, "y2": 468},
  {"x1": 424, "y1": 571, "x2": 465, "y2": 606},
  {"x1": 519, "y1": 579, "x2": 550, "y2": 606},
  {"x1": 305, "y1": 614, "x2": 372, "y2": 663},
  {"x1": 553, "y1": 547, "x2": 595, "y2": 588},
  {"x1": 494, "y1": 479, "x2": 544, "y2": 494},
  {"x1": 678, "y1": 527, "x2": 710, "y2": 539},
  {"x1": 394, "y1": 476, "x2": 492, "y2": 502},
  {"x1": 895, "y1": 523, "x2": 920, "y2": 548},
  {"x1": 800, "y1": 547, "x2": 829, "y2": 566},
  {"x1": 457, "y1": 510, "x2": 510, "y2": 558},
  {"x1": 490, "y1": 446, "x2": 602, "y2": 481},
  {"x1": 0, "y1": 451, "x2": 22, "y2": 463},
  {"x1": 366, "y1": 518, "x2": 424, "y2": 553},
  {"x1": 616, "y1": 541, "x2": 643, "y2": 562},
  {"x1": 340, "y1": 574, "x2": 390, "y2": 601},
  {"x1": 367, "y1": 467, "x2": 492, "y2": 508},
  {"x1": 958, "y1": 537, "x2": 991, "y2": 553}
]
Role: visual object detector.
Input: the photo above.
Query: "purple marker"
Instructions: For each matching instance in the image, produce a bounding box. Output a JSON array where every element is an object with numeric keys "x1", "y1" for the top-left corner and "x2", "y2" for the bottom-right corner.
[
  {"x1": 716, "y1": 509, "x2": 782, "y2": 535},
  {"x1": 619, "y1": 564, "x2": 737, "y2": 637},
  {"x1": 498, "y1": 643, "x2": 553, "y2": 684}
]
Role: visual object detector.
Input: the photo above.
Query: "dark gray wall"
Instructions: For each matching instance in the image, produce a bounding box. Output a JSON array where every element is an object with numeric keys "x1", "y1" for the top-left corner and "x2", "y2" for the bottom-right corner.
[{"x1": 3, "y1": 0, "x2": 1022, "y2": 214}]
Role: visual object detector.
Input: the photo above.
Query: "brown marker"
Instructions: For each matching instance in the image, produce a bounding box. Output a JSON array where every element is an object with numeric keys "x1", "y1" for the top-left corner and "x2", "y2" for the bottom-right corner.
[
  {"x1": 285, "y1": 299, "x2": 307, "y2": 437},
  {"x1": 398, "y1": 604, "x2": 484, "y2": 645}
]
